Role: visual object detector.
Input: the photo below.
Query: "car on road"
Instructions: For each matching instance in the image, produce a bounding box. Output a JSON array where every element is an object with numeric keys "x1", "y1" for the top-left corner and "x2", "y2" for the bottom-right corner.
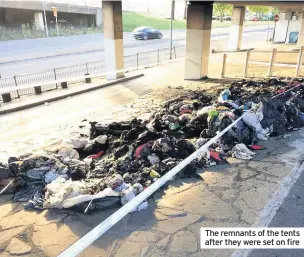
[
  {"x1": 250, "y1": 16, "x2": 261, "y2": 21},
  {"x1": 223, "y1": 15, "x2": 232, "y2": 21},
  {"x1": 132, "y1": 26, "x2": 163, "y2": 40}
]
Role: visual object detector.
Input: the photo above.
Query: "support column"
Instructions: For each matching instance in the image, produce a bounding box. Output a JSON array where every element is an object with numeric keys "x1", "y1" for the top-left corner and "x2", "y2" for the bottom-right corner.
[
  {"x1": 34, "y1": 12, "x2": 44, "y2": 31},
  {"x1": 184, "y1": 1, "x2": 213, "y2": 80},
  {"x1": 0, "y1": 9, "x2": 4, "y2": 25},
  {"x1": 297, "y1": 12, "x2": 304, "y2": 48},
  {"x1": 96, "y1": 8, "x2": 102, "y2": 27},
  {"x1": 228, "y1": 6, "x2": 245, "y2": 51},
  {"x1": 103, "y1": 1, "x2": 124, "y2": 80}
]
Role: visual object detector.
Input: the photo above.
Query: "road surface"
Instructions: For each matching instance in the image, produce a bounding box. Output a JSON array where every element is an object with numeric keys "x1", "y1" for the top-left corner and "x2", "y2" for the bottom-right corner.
[
  {"x1": 0, "y1": 25, "x2": 273, "y2": 77},
  {"x1": 249, "y1": 169, "x2": 304, "y2": 257}
]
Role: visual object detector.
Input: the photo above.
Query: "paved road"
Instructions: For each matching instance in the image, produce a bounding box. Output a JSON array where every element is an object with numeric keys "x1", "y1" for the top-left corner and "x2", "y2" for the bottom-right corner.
[
  {"x1": 0, "y1": 25, "x2": 273, "y2": 77},
  {"x1": 249, "y1": 170, "x2": 304, "y2": 257}
]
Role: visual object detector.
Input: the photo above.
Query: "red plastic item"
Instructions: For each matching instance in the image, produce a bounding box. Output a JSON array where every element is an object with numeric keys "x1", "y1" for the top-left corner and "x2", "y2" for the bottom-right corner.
[
  {"x1": 180, "y1": 109, "x2": 193, "y2": 115},
  {"x1": 249, "y1": 145, "x2": 264, "y2": 150},
  {"x1": 290, "y1": 81, "x2": 300, "y2": 86},
  {"x1": 210, "y1": 149, "x2": 221, "y2": 161},
  {"x1": 276, "y1": 89, "x2": 285, "y2": 94},
  {"x1": 89, "y1": 151, "x2": 104, "y2": 159},
  {"x1": 134, "y1": 143, "x2": 148, "y2": 158}
]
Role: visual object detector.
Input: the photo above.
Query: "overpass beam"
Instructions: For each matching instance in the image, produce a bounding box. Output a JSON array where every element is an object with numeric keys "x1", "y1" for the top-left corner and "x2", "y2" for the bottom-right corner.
[
  {"x1": 34, "y1": 12, "x2": 44, "y2": 31},
  {"x1": 228, "y1": 6, "x2": 245, "y2": 51},
  {"x1": 103, "y1": 1, "x2": 124, "y2": 80},
  {"x1": 297, "y1": 12, "x2": 304, "y2": 48},
  {"x1": 184, "y1": 1, "x2": 213, "y2": 80}
]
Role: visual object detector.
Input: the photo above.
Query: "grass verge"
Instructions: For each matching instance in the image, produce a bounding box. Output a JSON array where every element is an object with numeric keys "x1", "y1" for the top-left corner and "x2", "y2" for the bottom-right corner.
[{"x1": 0, "y1": 12, "x2": 272, "y2": 41}]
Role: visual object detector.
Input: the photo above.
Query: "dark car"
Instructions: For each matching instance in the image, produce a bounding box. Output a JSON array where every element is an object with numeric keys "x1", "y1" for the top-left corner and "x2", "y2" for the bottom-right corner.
[{"x1": 132, "y1": 26, "x2": 163, "y2": 40}]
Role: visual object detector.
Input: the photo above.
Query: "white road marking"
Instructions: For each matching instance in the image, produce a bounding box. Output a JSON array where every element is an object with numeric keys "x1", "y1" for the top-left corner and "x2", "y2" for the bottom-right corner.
[{"x1": 231, "y1": 145, "x2": 304, "y2": 257}]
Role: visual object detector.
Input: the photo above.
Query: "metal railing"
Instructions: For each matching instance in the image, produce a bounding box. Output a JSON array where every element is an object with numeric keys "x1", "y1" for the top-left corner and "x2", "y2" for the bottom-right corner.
[{"x1": 0, "y1": 45, "x2": 186, "y2": 103}]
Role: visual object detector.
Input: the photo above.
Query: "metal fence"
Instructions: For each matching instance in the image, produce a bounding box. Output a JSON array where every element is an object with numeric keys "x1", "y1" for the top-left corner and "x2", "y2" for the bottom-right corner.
[{"x1": 0, "y1": 45, "x2": 185, "y2": 102}]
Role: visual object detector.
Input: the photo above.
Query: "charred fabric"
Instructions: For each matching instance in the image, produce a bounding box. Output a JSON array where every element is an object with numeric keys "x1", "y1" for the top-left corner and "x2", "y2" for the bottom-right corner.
[{"x1": 2, "y1": 78, "x2": 304, "y2": 213}]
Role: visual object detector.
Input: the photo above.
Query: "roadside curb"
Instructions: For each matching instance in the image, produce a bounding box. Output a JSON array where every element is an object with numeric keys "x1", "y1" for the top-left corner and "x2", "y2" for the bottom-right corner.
[{"x1": 0, "y1": 73, "x2": 144, "y2": 115}]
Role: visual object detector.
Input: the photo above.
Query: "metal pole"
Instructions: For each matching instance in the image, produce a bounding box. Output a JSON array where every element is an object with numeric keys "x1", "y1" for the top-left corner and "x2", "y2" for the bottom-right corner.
[
  {"x1": 136, "y1": 53, "x2": 139, "y2": 68},
  {"x1": 221, "y1": 54, "x2": 227, "y2": 78},
  {"x1": 157, "y1": 49, "x2": 159, "y2": 64},
  {"x1": 43, "y1": 1, "x2": 49, "y2": 37},
  {"x1": 13, "y1": 76, "x2": 20, "y2": 98},
  {"x1": 169, "y1": 0, "x2": 174, "y2": 60},
  {"x1": 56, "y1": 15, "x2": 59, "y2": 36},
  {"x1": 267, "y1": 16, "x2": 270, "y2": 41},
  {"x1": 54, "y1": 69, "x2": 58, "y2": 89},
  {"x1": 272, "y1": 22, "x2": 276, "y2": 42},
  {"x1": 296, "y1": 46, "x2": 304, "y2": 77},
  {"x1": 268, "y1": 48, "x2": 277, "y2": 77},
  {"x1": 243, "y1": 50, "x2": 251, "y2": 78}
]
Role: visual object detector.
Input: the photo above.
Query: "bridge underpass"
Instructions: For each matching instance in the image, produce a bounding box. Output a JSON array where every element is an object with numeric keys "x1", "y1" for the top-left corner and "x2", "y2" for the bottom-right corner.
[{"x1": 100, "y1": 0, "x2": 304, "y2": 80}]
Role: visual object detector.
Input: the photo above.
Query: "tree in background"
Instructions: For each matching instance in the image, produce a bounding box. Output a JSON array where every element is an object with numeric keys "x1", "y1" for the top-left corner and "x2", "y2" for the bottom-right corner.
[
  {"x1": 248, "y1": 6, "x2": 271, "y2": 18},
  {"x1": 213, "y1": 3, "x2": 233, "y2": 22},
  {"x1": 270, "y1": 7, "x2": 279, "y2": 15}
]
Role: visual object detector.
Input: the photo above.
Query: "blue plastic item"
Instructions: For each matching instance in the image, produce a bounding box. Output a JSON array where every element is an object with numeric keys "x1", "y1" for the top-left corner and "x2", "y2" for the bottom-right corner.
[{"x1": 289, "y1": 32, "x2": 299, "y2": 43}]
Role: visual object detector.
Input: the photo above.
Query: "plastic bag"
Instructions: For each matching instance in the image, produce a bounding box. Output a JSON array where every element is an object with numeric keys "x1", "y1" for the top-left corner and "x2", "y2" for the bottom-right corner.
[
  {"x1": 58, "y1": 148, "x2": 80, "y2": 160},
  {"x1": 62, "y1": 138, "x2": 88, "y2": 149},
  {"x1": 232, "y1": 143, "x2": 255, "y2": 160},
  {"x1": 243, "y1": 113, "x2": 268, "y2": 141},
  {"x1": 94, "y1": 135, "x2": 107, "y2": 144}
]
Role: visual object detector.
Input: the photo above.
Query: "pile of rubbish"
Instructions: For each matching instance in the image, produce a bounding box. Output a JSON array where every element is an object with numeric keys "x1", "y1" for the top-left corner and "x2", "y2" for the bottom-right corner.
[{"x1": 1, "y1": 78, "x2": 304, "y2": 213}]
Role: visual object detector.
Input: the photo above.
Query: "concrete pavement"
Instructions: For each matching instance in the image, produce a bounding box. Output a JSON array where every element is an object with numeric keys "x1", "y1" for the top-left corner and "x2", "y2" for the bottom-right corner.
[{"x1": 249, "y1": 168, "x2": 304, "y2": 257}]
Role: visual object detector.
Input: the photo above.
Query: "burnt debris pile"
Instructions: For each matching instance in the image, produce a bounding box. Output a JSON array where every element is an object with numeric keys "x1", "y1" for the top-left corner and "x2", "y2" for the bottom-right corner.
[{"x1": 1, "y1": 78, "x2": 304, "y2": 213}]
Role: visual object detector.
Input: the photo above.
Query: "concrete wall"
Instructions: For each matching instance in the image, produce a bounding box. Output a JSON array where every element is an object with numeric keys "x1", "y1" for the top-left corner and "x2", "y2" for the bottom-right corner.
[
  {"x1": 0, "y1": 0, "x2": 101, "y2": 15},
  {"x1": 1, "y1": 8, "x2": 34, "y2": 27},
  {"x1": 0, "y1": 7, "x2": 95, "y2": 28},
  {"x1": 1, "y1": 0, "x2": 101, "y2": 7},
  {"x1": 274, "y1": 13, "x2": 289, "y2": 42},
  {"x1": 286, "y1": 13, "x2": 302, "y2": 43},
  {"x1": 0, "y1": 8, "x2": 5, "y2": 25}
]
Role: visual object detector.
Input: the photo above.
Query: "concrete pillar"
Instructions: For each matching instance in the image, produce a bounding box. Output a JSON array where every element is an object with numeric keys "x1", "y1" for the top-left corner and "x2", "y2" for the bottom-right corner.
[
  {"x1": 184, "y1": 2, "x2": 213, "y2": 80},
  {"x1": 96, "y1": 8, "x2": 102, "y2": 27},
  {"x1": 228, "y1": 6, "x2": 245, "y2": 51},
  {"x1": 34, "y1": 12, "x2": 44, "y2": 31},
  {"x1": 0, "y1": 9, "x2": 4, "y2": 25},
  {"x1": 297, "y1": 13, "x2": 304, "y2": 48},
  {"x1": 103, "y1": 1, "x2": 124, "y2": 80}
]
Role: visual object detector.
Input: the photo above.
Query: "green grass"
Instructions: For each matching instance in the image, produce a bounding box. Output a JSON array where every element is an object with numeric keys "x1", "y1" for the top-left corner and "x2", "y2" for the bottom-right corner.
[
  {"x1": 122, "y1": 12, "x2": 273, "y2": 32},
  {"x1": 123, "y1": 12, "x2": 186, "y2": 32}
]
